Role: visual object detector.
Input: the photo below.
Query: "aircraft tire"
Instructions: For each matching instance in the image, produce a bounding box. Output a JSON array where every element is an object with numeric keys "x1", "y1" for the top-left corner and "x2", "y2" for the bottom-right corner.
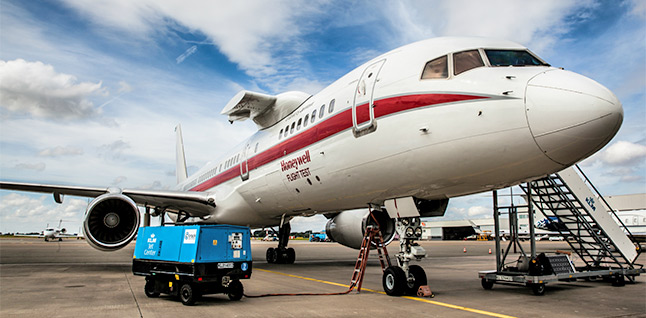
[
  {"x1": 383, "y1": 266, "x2": 406, "y2": 296},
  {"x1": 405, "y1": 265, "x2": 427, "y2": 295},
  {"x1": 228, "y1": 280, "x2": 244, "y2": 301},
  {"x1": 144, "y1": 280, "x2": 160, "y2": 298},
  {"x1": 266, "y1": 248, "x2": 277, "y2": 263},
  {"x1": 286, "y1": 248, "x2": 296, "y2": 264},
  {"x1": 180, "y1": 283, "x2": 197, "y2": 306}
]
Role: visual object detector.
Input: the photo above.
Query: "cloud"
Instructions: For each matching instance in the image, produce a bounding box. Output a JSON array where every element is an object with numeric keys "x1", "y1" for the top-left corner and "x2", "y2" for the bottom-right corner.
[
  {"x1": 113, "y1": 176, "x2": 128, "y2": 185},
  {"x1": 0, "y1": 193, "x2": 86, "y2": 232},
  {"x1": 600, "y1": 141, "x2": 646, "y2": 166},
  {"x1": 15, "y1": 162, "x2": 46, "y2": 171},
  {"x1": 467, "y1": 206, "x2": 490, "y2": 218},
  {"x1": 381, "y1": 0, "x2": 592, "y2": 53},
  {"x1": 61, "y1": 0, "x2": 319, "y2": 79},
  {"x1": 0, "y1": 59, "x2": 106, "y2": 120},
  {"x1": 38, "y1": 146, "x2": 84, "y2": 157},
  {"x1": 98, "y1": 139, "x2": 131, "y2": 159}
]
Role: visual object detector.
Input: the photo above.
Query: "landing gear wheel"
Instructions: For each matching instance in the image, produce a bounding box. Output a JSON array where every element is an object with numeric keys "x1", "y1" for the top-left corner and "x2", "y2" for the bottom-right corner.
[
  {"x1": 228, "y1": 280, "x2": 244, "y2": 301},
  {"x1": 481, "y1": 278, "x2": 494, "y2": 290},
  {"x1": 285, "y1": 248, "x2": 296, "y2": 264},
  {"x1": 179, "y1": 283, "x2": 198, "y2": 306},
  {"x1": 144, "y1": 280, "x2": 159, "y2": 298},
  {"x1": 266, "y1": 247, "x2": 277, "y2": 263},
  {"x1": 405, "y1": 265, "x2": 427, "y2": 295},
  {"x1": 530, "y1": 283, "x2": 546, "y2": 296},
  {"x1": 383, "y1": 266, "x2": 406, "y2": 296}
]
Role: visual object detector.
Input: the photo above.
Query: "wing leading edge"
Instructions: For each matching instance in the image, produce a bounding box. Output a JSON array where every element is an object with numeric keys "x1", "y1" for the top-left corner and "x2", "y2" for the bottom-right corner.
[{"x1": 0, "y1": 181, "x2": 216, "y2": 217}]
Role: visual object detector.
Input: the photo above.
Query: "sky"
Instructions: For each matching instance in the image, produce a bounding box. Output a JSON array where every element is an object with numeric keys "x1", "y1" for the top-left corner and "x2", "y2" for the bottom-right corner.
[{"x1": 1, "y1": 0, "x2": 645, "y2": 233}]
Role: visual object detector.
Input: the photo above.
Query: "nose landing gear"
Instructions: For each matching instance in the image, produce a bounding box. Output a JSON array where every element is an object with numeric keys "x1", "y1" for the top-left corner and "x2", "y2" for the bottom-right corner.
[{"x1": 382, "y1": 216, "x2": 429, "y2": 296}]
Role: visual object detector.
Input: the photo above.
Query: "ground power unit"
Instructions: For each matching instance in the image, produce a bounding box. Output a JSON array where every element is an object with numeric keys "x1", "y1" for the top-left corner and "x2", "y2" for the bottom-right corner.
[{"x1": 132, "y1": 224, "x2": 252, "y2": 305}]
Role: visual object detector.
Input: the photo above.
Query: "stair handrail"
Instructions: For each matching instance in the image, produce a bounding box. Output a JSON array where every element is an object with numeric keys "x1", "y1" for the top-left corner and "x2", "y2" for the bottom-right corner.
[{"x1": 574, "y1": 164, "x2": 642, "y2": 259}]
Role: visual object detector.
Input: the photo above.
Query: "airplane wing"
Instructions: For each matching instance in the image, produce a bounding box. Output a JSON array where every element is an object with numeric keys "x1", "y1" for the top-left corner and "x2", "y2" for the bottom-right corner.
[{"x1": 0, "y1": 181, "x2": 216, "y2": 217}]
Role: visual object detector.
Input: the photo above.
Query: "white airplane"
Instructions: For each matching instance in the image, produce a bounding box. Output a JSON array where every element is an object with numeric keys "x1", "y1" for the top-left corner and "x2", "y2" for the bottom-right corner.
[
  {"x1": 15, "y1": 220, "x2": 77, "y2": 241},
  {"x1": 0, "y1": 37, "x2": 622, "y2": 296}
]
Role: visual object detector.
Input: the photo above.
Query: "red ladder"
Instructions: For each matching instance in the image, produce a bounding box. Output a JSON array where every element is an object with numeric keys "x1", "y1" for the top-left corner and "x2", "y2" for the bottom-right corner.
[{"x1": 349, "y1": 225, "x2": 391, "y2": 292}]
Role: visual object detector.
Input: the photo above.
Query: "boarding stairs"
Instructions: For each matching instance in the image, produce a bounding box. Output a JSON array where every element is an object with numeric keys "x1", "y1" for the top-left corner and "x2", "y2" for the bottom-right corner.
[
  {"x1": 521, "y1": 165, "x2": 642, "y2": 275},
  {"x1": 349, "y1": 226, "x2": 391, "y2": 292}
]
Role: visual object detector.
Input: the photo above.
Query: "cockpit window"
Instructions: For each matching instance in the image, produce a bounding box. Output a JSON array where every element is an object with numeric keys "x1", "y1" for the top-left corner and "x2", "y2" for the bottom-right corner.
[
  {"x1": 421, "y1": 55, "x2": 448, "y2": 79},
  {"x1": 485, "y1": 50, "x2": 548, "y2": 67},
  {"x1": 454, "y1": 50, "x2": 484, "y2": 75}
]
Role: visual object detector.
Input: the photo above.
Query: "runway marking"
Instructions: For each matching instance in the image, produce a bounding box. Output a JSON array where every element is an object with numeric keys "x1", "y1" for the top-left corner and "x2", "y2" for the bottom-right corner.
[{"x1": 256, "y1": 268, "x2": 516, "y2": 318}]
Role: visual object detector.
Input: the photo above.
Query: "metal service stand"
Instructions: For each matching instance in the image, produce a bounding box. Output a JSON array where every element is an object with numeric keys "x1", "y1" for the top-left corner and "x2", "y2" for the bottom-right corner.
[{"x1": 479, "y1": 173, "x2": 644, "y2": 296}]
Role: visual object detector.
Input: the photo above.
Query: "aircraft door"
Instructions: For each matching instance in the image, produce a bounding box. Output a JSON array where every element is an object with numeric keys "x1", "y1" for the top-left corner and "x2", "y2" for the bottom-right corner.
[
  {"x1": 240, "y1": 143, "x2": 250, "y2": 181},
  {"x1": 352, "y1": 59, "x2": 386, "y2": 137}
]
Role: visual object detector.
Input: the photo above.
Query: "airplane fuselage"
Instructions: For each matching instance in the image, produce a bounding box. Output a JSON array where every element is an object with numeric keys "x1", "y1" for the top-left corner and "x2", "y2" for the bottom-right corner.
[{"x1": 177, "y1": 37, "x2": 622, "y2": 228}]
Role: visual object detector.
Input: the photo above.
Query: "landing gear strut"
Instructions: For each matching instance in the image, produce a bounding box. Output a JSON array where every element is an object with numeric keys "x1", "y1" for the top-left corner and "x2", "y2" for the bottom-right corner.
[
  {"x1": 383, "y1": 217, "x2": 426, "y2": 296},
  {"x1": 266, "y1": 222, "x2": 295, "y2": 264}
]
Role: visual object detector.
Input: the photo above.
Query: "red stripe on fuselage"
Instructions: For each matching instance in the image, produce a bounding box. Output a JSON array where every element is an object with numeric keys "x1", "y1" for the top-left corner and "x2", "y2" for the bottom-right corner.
[{"x1": 190, "y1": 93, "x2": 487, "y2": 191}]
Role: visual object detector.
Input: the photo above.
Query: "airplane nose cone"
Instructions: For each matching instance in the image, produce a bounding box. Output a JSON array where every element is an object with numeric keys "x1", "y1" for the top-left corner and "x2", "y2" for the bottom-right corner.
[{"x1": 525, "y1": 69, "x2": 623, "y2": 166}]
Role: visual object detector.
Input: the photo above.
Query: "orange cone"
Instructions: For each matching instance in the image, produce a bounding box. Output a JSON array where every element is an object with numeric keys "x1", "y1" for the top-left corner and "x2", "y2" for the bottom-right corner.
[
  {"x1": 488, "y1": 248, "x2": 492, "y2": 254},
  {"x1": 463, "y1": 247, "x2": 467, "y2": 253}
]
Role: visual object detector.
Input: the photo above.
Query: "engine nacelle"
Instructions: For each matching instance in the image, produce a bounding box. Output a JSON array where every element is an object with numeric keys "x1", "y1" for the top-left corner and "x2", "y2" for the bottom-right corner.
[
  {"x1": 83, "y1": 193, "x2": 140, "y2": 251},
  {"x1": 325, "y1": 209, "x2": 395, "y2": 249}
]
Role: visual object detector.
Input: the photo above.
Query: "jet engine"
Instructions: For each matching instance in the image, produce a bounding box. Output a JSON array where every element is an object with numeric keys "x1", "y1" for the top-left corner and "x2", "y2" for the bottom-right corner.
[
  {"x1": 83, "y1": 193, "x2": 140, "y2": 251},
  {"x1": 325, "y1": 209, "x2": 396, "y2": 249}
]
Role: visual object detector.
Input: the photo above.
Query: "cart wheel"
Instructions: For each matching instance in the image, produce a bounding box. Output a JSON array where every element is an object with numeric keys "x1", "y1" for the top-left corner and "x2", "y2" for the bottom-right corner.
[
  {"x1": 531, "y1": 283, "x2": 546, "y2": 296},
  {"x1": 383, "y1": 266, "x2": 406, "y2": 296},
  {"x1": 228, "y1": 280, "x2": 244, "y2": 301},
  {"x1": 144, "y1": 280, "x2": 159, "y2": 298},
  {"x1": 481, "y1": 278, "x2": 494, "y2": 290},
  {"x1": 405, "y1": 265, "x2": 427, "y2": 295},
  {"x1": 180, "y1": 283, "x2": 197, "y2": 306},
  {"x1": 612, "y1": 274, "x2": 625, "y2": 287},
  {"x1": 266, "y1": 248, "x2": 277, "y2": 263},
  {"x1": 286, "y1": 248, "x2": 296, "y2": 264}
]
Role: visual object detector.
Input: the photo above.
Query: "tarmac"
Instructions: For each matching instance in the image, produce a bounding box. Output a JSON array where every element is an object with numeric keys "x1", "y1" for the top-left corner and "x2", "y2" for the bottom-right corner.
[{"x1": 0, "y1": 237, "x2": 644, "y2": 317}]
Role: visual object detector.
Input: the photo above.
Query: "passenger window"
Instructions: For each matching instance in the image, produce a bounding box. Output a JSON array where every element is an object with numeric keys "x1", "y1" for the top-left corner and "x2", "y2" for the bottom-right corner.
[
  {"x1": 284, "y1": 126, "x2": 289, "y2": 138},
  {"x1": 328, "y1": 99, "x2": 335, "y2": 113},
  {"x1": 254, "y1": 142, "x2": 259, "y2": 153},
  {"x1": 421, "y1": 55, "x2": 448, "y2": 79},
  {"x1": 297, "y1": 118, "x2": 302, "y2": 131},
  {"x1": 319, "y1": 105, "x2": 325, "y2": 118},
  {"x1": 304, "y1": 114, "x2": 309, "y2": 127},
  {"x1": 453, "y1": 50, "x2": 484, "y2": 75},
  {"x1": 290, "y1": 122, "x2": 295, "y2": 134},
  {"x1": 311, "y1": 110, "x2": 317, "y2": 123},
  {"x1": 279, "y1": 129, "x2": 283, "y2": 139}
]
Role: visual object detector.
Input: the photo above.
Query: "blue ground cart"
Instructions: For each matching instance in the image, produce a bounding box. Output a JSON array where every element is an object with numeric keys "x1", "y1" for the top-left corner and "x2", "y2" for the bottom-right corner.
[{"x1": 132, "y1": 225, "x2": 252, "y2": 305}]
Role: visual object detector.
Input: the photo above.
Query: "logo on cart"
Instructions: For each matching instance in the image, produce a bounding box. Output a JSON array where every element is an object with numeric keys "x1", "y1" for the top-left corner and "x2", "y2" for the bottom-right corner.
[
  {"x1": 147, "y1": 234, "x2": 157, "y2": 243},
  {"x1": 184, "y1": 229, "x2": 197, "y2": 244},
  {"x1": 241, "y1": 262, "x2": 248, "y2": 271}
]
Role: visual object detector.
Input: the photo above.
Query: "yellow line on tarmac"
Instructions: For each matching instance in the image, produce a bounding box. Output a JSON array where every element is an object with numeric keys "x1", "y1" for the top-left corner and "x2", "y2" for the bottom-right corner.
[{"x1": 256, "y1": 268, "x2": 516, "y2": 318}]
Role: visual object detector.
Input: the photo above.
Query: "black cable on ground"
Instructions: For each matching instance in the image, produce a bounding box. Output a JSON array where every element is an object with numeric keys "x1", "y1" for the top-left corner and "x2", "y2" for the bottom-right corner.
[{"x1": 243, "y1": 283, "x2": 357, "y2": 298}]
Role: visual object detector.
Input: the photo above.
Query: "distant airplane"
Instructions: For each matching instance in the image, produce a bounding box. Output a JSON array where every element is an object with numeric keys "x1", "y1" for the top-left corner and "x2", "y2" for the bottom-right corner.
[
  {"x1": 15, "y1": 220, "x2": 77, "y2": 241},
  {"x1": 0, "y1": 37, "x2": 623, "y2": 295}
]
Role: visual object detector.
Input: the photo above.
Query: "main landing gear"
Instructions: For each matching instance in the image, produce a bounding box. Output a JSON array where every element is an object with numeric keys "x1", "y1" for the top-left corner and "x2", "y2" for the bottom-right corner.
[
  {"x1": 382, "y1": 217, "x2": 427, "y2": 296},
  {"x1": 266, "y1": 222, "x2": 296, "y2": 264}
]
